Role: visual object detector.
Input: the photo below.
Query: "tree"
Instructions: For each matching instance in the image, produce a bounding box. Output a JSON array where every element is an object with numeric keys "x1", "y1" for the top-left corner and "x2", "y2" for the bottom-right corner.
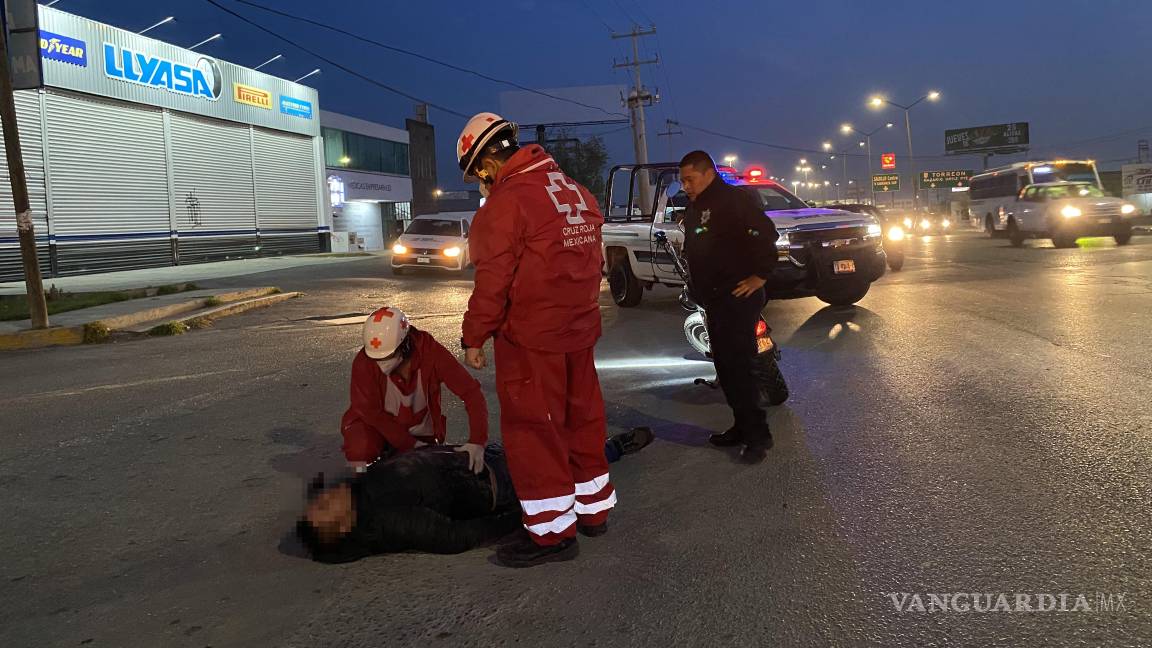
[{"x1": 546, "y1": 130, "x2": 608, "y2": 199}]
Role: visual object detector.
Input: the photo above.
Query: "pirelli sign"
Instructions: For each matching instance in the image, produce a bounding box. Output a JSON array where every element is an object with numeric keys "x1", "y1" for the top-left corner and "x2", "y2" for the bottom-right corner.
[{"x1": 233, "y1": 82, "x2": 272, "y2": 109}]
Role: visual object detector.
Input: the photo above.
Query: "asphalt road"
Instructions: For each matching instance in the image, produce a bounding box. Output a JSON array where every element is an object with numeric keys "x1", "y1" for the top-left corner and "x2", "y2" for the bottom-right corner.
[{"x1": 2, "y1": 230, "x2": 1150, "y2": 647}]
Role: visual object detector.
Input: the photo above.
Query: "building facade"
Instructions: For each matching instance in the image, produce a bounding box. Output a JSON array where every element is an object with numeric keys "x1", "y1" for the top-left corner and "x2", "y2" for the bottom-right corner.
[
  {"x1": 322, "y1": 112, "x2": 413, "y2": 252},
  {"x1": 0, "y1": 6, "x2": 326, "y2": 281}
]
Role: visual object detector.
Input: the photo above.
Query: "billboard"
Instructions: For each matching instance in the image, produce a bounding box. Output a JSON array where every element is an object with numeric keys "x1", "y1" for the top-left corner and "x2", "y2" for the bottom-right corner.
[
  {"x1": 945, "y1": 123, "x2": 1029, "y2": 154},
  {"x1": 872, "y1": 173, "x2": 900, "y2": 192},
  {"x1": 881, "y1": 152, "x2": 896, "y2": 170},
  {"x1": 918, "y1": 169, "x2": 976, "y2": 190},
  {"x1": 35, "y1": 6, "x2": 319, "y2": 137}
]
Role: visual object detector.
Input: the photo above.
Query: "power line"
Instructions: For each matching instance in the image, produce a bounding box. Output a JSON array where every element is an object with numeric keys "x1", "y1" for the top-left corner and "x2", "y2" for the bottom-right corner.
[
  {"x1": 625, "y1": 0, "x2": 656, "y2": 25},
  {"x1": 230, "y1": 0, "x2": 627, "y2": 119},
  {"x1": 608, "y1": 0, "x2": 640, "y2": 25},
  {"x1": 574, "y1": 0, "x2": 615, "y2": 32},
  {"x1": 201, "y1": 0, "x2": 470, "y2": 118}
]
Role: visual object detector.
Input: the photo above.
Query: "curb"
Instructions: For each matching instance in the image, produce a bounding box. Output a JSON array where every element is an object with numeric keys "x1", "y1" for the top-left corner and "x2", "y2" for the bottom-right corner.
[
  {"x1": 133, "y1": 292, "x2": 301, "y2": 334},
  {"x1": 0, "y1": 287, "x2": 292, "y2": 351}
]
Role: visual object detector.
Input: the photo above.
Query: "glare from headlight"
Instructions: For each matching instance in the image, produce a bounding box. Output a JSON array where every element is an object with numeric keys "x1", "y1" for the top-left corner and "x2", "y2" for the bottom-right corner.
[
  {"x1": 1061, "y1": 206, "x2": 1082, "y2": 219},
  {"x1": 867, "y1": 223, "x2": 882, "y2": 237},
  {"x1": 920, "y1": 219, "x2": 931, "y2": 230},
  {"x1": 392, "y1": 243, "x2": 408, "y2": 254},
  {"x1": 887, "y1": 226, "x2": 905, "y2": 242},
  {"x1": 942, "y1": 219, "x2": 951, "y2": 228},
  {"x1": 903, "y1": 217, "x2": 913, "y2": 228},
  {"x1": 776, "y1": 232, "x2": 790, "y2": 248},
  {"x1": 1121, "y1": 203, "x2": 1136, "y2": 215},
  {"x1": 443, "y1": 246, "x2": 462, "y2": 257}
]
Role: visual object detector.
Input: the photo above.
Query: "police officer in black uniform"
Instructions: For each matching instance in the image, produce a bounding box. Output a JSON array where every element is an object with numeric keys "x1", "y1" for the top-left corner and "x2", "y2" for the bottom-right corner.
[{"x1": 678, "y1": 151, "x2": 778, "y2": 463}]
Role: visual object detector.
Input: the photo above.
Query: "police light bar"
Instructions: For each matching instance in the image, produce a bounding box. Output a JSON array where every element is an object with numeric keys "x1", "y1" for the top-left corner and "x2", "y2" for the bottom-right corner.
[{"x1": 746, "y1": 167, "x2": 764, "y2": 178}]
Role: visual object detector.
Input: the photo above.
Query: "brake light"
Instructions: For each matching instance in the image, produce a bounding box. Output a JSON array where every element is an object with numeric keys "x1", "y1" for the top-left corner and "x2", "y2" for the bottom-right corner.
[
  {"x1": 746, "y1": 167, "x2": 765, "y2": 183},
  {"x1": 755, "y1": 319, "x2": 768, "y2": 337}
]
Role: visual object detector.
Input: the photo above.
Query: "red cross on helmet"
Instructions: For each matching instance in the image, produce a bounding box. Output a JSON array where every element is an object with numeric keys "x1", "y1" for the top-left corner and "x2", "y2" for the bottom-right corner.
[
  {"x1": 457, "y1": 112, "x2": 518, "y2": 182},
  {"x1": 363, "y1": 306, "x2": 410, "y2": 359}
]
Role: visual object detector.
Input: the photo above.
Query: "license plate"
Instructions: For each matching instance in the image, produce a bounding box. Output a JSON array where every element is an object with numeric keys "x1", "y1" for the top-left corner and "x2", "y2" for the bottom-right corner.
[
  {"x1": 833, "y1": 259, "x2": 856, "y2": 274},
  {"x1": 417, "y1": 257, "x2": 431, "y2": 264},
  {"x1": 1098, "y1": 218, "x2": 1112, "y2": 224}
]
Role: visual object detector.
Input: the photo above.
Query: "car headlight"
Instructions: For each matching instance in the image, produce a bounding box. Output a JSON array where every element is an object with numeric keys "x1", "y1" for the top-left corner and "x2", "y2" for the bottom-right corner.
[
  {"x1": 920, "y1": 219, "x2": 931, "y2": 230},
  {"x1": 392, "y1": 243, "x2": 408, "y2": 254},
  {"x1": 887, "y1": 226, "x2": 905, "y2": 242},
  {"x1": 1061, "y1": 206, "x2": 1082, "y2": 219},
  {"x1": 776, "y1": 232, "x2": 791, "y2": 248},
  {"x1": 903, "y1": 217, "x2": 913, "y2": 228},
  {"x1": 1121, "y1": 203, "x2": 1136, "y2": 215},
  {"x1": 942, "y1": 219, "x2": 951, "y2": 228},
  {"x1": 867, "y1": 223, "x2": 882, "y2": 237},
  {"x1": 443, "y1": 246, "x2": 462, "y2": 257}
]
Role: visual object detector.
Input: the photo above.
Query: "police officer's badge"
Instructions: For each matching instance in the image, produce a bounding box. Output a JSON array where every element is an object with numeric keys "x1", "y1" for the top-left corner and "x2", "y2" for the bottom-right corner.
[{"x1": 701, "y1": 209, "x2": 711, "y2": 225}]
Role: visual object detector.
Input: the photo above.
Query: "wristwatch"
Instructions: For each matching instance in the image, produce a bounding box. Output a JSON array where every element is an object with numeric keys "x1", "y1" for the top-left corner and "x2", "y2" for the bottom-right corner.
[{"x1": 460, "y1": 337, "x2": 470, "y2": 351}]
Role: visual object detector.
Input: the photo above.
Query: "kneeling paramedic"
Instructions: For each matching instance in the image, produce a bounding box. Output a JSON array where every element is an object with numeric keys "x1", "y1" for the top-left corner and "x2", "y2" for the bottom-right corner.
[
  {"x1": 457, "y1": 112, "x2": 613, "y2": 568},
  {"x1": 341, "y1": 307, "x2": 487, "y2": 474},
  {"x1": 679, "y1": 151, "x2": 778, "y2": 464}
]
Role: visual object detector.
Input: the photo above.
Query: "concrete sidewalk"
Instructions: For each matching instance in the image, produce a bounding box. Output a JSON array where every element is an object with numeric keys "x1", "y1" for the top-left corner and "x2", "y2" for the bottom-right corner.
[{"x1": 0, "y1": 254, "x2": 377, "y2": 296}]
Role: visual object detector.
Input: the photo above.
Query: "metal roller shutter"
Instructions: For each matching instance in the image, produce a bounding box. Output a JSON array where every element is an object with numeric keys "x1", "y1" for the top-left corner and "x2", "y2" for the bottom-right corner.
[
  {"x1": 170, "y1": 114, "x2": 258, "y2": 264},
  {"x1": 0, "y1": 91, "x2": 51, "y2": 282},
  {"x1": 44, "y1": 91, "x2": 172, "y2": 275},
  {"x1": 253, "y1": 127, "x2": 320, "y2": 254}
]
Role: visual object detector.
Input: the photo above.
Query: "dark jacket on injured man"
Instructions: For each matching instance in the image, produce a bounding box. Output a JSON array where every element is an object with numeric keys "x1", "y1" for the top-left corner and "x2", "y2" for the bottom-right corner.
[{"x1": 298, "y1": 445, "x2": 520, "y2": 563}]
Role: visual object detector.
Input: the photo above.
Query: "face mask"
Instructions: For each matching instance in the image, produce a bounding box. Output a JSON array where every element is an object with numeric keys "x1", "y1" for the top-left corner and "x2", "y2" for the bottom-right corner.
[{"x1": 377, "y1": 356, "x2": 403, "y2": 374}]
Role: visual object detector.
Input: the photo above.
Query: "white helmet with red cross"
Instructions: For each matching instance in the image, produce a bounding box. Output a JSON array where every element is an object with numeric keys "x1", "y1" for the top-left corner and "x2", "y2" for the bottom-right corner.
[
  {"x1": 362, "y1": 306, "x2": 410, "y2": 360},
  {"x1": 457, "y1": 112, "x2": 518, "y2": 182}
]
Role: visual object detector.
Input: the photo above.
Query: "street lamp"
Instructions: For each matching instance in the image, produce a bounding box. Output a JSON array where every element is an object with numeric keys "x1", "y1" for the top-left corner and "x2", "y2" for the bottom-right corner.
[
  {"x1": 294, "y1": 68, "x2": 321, "y2": 83},
  {"x1": 869, "y1": 90, "x2": 941, "y2": 207},
  {"x1": 138, "y1": 16, "x2": 175, "y2": 35},
  {"x1": 254, "y1": 54, "x2": 283, "y2": 71},
  {"x1": 842, "y1": 121, "x2": 894, "y2": 205},
  {"x1": 723, "y1": 154, "x2": 738, "y2": 166},
  {"x1": 188, "y1": 33, "x2": 222, "y2": 51}
]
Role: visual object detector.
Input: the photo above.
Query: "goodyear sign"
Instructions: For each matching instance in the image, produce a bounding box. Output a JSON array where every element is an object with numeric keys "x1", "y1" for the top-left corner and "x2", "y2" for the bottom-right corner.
[
  {"x1": 918, "y1": 169, "x2": 975, "y2": 190},
  {"x1": 103, "y1": 43, "x2": 222, "y2": 100},
  {"x1": 39, "y1": 30, "x2": 86, "y2": 66},
  {"x1": 234, "y1": 82, "x2": 271, "y2": 109},
  {"x1": 872, "y1": 173, "x2": 900, "y2": 192}
]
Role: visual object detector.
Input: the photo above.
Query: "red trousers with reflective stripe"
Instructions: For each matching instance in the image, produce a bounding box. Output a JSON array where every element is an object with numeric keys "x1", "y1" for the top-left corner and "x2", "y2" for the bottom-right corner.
[{"x1": 495, "y1": 335, "x2": 614, "y2": 545}]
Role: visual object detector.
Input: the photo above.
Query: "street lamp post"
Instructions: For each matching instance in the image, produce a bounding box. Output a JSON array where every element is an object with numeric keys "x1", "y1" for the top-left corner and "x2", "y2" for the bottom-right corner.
[
  {"x1": 869, "y1": 91, "x2": 940, "y2": 209},
  {"x1": 842, "y1": 122, "x2": 893, "y2": 205},
  {"x1": 723, "y1": 154, "x2": 738, "y2": 167}
]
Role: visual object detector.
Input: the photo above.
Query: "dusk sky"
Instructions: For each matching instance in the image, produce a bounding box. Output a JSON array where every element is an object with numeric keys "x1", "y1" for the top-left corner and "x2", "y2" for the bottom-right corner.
[{"x1": 59, "y1": 0, "x2": 1152, "y2": 191}]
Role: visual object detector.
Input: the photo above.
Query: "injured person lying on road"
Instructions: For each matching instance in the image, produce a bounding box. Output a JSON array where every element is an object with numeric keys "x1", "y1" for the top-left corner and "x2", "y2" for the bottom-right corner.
[{"x1": 296, "y1": 430, "x2": 653, "y2": 563}]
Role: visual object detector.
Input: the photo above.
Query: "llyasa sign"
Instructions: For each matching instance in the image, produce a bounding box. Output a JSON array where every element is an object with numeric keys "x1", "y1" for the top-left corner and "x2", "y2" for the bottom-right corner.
[
  {"x1": 881, "y1": 152, "x2": 896, "y2": 170},
  {"x1": 872, "y1": 173, "x2": 900, "y2": 192}
]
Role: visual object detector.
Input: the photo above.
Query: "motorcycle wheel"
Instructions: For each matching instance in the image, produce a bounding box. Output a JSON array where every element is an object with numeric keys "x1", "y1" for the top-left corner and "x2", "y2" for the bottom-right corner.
[
  {"x1": 683, "y1": 311, "x2": 711, "y2": 356},
  {"x1": 752, "y1": 351, "x2": 790, "y2": 406}
]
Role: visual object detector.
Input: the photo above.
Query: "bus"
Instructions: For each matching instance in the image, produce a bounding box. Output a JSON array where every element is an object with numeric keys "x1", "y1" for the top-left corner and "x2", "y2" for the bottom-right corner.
[{"x1": 968, "y1": 160, "x2": 1102, "y2": 236}]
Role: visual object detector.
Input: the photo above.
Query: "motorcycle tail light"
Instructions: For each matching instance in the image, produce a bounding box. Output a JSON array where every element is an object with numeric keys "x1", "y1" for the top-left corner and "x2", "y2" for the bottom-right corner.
[{"x1": 755, "y1": 319, "x2": 768, "y2": 337}]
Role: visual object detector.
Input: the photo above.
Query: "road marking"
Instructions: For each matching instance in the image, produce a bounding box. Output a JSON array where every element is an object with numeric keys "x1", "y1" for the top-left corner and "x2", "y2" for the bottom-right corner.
[{"x1": 1, "y1": 369, "x2": 246, "y2": 404}]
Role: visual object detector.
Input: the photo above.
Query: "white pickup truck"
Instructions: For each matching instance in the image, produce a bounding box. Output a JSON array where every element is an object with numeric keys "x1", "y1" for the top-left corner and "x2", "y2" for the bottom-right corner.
[{"x1": 601, "y1": 164, "x2": 888, "y2": 307}]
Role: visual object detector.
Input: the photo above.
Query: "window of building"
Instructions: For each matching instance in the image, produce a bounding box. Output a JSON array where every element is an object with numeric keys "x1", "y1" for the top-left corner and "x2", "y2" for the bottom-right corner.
[{"x1": 322, "y1": 127, "x2": 410, "y2": 176}]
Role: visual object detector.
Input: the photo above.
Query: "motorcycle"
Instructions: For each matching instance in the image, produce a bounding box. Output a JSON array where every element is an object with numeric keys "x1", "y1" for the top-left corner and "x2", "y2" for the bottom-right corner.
[{"x1": 653, "y1": 231, "x2": 789, "y2": 407}]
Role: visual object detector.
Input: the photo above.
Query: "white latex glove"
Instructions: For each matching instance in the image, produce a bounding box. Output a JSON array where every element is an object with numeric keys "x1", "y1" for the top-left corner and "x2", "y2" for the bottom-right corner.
[{"x1": 455, "y1": 443, "x2": 485, "y2": 474}]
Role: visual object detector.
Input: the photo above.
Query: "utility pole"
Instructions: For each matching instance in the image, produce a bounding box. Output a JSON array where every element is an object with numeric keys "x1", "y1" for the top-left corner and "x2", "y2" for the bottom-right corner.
[
  {"x1": 613, "y1": 25, "x2": 658, "y2": 213},
  {"x1": 0, "y1": 19, "x2": 48, "y2": 328},
  {"x1": 657, "y1": 119, "x2": 682, "y2": 160}
]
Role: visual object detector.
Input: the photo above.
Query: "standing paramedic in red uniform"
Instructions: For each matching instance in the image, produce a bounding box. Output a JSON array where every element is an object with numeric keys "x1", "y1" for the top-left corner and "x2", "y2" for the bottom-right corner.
[{"x1": 457, "y1": 112, "x2": 614, "y2": 568}]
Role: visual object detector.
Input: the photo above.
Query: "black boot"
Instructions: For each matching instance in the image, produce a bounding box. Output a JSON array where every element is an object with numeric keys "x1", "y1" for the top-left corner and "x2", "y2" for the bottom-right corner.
[
  {"x1": 709, "y1": 427, "x2": 743, "y2": 447},
  {"x1": 578, "y1": 522, "x2": 608, "y2": 537},
  {"x1": 739, "y1": 428, "x2": 774, "y2": 464},
  {"x1": 496, "y1": 536, "x2": 580, "y2": 568}
]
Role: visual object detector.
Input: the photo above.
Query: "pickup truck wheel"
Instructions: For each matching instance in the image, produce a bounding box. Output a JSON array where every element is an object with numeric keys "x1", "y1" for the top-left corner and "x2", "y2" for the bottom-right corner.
[
  {"x1": 1052, "y1": 233, "x2": 1078, "y2": 249},
  {"x1": 391, "y1": 266, "x2": 406, "y2": 276},
  {"x1": 608, "y1": 258, "x2": 643, "y2": 307},
  {"x1": 886, "y1": 250, "x2": 905, "y2": 271},
  {"x1": 1115, "y1": 226, "x2": 1133, "y2": 246},
  {"x1": 1008, "y1": 219, "x2": 1026, "y2": 247},
  {"x1": 817, "y1": 282, "x2": 870, "y2": 307}
]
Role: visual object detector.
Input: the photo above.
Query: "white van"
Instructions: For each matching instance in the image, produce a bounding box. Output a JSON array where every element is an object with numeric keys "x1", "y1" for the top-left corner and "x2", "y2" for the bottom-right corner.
[
  {"x1": 390, "y1": 212, "x2": 474, "y2": 275},
  {"x1": 969, "y1": 160, "x2": 1101, "y2": 236}
]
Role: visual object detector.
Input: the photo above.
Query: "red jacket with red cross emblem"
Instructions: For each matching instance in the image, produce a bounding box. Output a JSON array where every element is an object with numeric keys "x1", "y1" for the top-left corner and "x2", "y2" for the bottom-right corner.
[
  {"x1": 463, "y1": 145, "x2": 604, "y2": 353},
  {"x1": 341, "y1": 328, "x2": 488, "y2": 463}
]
